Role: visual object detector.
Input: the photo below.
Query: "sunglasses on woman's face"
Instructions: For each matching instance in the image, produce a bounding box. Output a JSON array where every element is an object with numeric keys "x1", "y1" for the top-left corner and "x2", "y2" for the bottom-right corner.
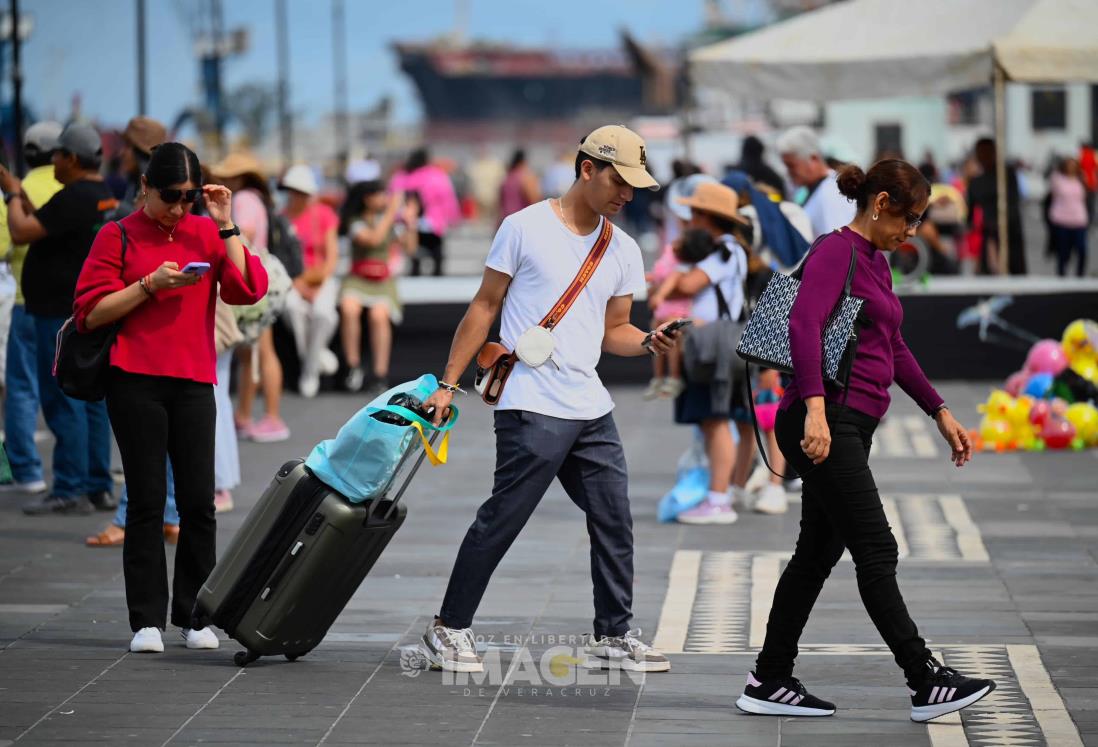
[{"x1": 157, "y1": 187, "x2": 202, "y2": 204}]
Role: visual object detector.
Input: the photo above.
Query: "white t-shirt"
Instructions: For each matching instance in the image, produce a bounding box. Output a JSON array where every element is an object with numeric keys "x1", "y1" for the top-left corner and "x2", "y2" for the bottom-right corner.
[
  {"x1": 803, "y1": 170, "x2": 856, "y2": 238},
  {"x1": 691, "y1": 235, "x2": 747, "y2": 324},
  {"x1": 485, "y1": 200, "x2": 646, "y2": 420}
]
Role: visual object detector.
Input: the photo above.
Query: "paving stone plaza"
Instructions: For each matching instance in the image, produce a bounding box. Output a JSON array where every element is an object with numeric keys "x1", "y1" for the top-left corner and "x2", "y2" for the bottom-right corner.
[{"x1": 1, "y1": 382, "x2": 1095, "y2": 746}]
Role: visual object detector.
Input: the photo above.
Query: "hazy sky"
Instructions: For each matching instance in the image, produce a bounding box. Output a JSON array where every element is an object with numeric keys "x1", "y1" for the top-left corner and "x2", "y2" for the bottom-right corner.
[{"x1": 21, "y1": 0, "x2": 748, "y2": 130}]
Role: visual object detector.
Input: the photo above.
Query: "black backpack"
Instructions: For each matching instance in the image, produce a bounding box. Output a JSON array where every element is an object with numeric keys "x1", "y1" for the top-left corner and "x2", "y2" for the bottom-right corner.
[{"x1": 267, "y1": 210, "x2": 304, "y2": 279}]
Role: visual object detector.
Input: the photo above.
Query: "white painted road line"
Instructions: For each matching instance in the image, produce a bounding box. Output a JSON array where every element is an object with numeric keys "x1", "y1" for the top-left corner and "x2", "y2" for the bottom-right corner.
[
  {"x1": 651, "y1": 550, "x2": 700, "y2": 655},
  {"x1": 1008, "y1": 644, "x2": 1084, "y2": 747},
  {"x1": 749, "y1": 555, "x2": 781, "y2": 649},
  {"x1": 939, "y1": 495, "x2": 990, "y2": 562}
]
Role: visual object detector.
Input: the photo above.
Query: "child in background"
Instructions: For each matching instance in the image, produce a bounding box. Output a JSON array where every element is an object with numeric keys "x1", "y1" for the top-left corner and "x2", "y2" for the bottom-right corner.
[{"x1": 644, "y1": 239, "x2": 692, "y2": 399}]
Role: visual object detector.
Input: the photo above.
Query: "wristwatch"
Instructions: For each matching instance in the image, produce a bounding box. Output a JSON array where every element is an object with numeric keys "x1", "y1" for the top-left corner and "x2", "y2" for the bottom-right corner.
[{"x1": 218, "y1": 224, "x2": 241, "y2": 239}]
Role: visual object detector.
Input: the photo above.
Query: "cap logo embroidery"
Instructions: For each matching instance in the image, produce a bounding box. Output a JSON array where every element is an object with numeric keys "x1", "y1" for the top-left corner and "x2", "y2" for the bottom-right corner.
[
  {"x1": 639, "y1": 145, "x2": 647, "y2": 166},
  {"x1": 597, "y1": 144, "x2": 617, "y2": 158}
]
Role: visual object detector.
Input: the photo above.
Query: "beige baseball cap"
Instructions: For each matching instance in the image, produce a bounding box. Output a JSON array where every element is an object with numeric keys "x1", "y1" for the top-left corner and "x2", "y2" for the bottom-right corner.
[{"x1": 578, "y1": 125, "x2": 659, "y2": 191}]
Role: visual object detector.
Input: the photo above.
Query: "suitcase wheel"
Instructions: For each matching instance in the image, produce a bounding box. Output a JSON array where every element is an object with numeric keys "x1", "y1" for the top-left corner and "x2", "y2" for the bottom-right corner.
[{"x1": 234, "y1": 649, "x2": 260, "y2": 667}]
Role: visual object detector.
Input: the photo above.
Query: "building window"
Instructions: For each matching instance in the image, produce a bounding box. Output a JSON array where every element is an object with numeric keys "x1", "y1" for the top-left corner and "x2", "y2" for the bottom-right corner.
[{"x1": 1032, "y1": 87, "x2": 1067, "y2": 130}]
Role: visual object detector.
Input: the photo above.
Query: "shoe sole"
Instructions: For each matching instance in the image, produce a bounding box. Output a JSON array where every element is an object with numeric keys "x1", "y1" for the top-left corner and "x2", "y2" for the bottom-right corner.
[
  {"x1": 911, "y1": 683, "x2": 995, "y2": 722},
  {"x1": 736, "y1": 694, "x2": 835, "y2": 717},
  {"x1": 420, "y1": 635, "x2": 484, "y2": 673},
  {"x1": 251, "y1": 432, "x2": 290, "y2": 444},
  {"x1": 753, "y1": 502, "x2": 788, "y2": 515},
  {"x1": 676, "y1": 513, "x2": 738, "y2": 525},
  {"x1": 584, "y1": 654, "x2": 670, "y2": 672}
]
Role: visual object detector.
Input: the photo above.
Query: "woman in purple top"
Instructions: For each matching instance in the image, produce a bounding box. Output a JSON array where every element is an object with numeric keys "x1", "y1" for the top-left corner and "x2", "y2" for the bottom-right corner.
[{"x1": 735, "y1": 160, "x2": 995, "y2": 724}]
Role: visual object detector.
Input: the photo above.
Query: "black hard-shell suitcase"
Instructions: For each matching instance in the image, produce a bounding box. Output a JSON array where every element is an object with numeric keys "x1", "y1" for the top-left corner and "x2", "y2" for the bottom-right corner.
[{"x1": 194, "y1": 432, "x2": 436, "y2": 666}]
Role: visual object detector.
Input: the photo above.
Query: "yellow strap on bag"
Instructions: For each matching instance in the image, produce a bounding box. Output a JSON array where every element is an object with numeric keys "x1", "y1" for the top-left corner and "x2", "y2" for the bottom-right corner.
[{"x1": 409, "y1": 421, "x2": 450, "y2": 466}]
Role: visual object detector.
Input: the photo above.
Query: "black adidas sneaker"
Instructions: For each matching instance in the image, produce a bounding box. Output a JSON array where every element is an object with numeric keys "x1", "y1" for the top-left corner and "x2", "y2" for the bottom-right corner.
[
  {"x1": 735, "y1": 672, "x2": 836, "y2": 717},
  {"x1": 909, "y1": 658, "x2": 996, "y2": 723}
]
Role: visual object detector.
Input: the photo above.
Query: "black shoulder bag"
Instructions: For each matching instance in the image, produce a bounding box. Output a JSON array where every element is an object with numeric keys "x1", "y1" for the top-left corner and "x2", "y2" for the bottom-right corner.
[{"x1": 53, "y1": 222, "x2": 127, "y2": 402}]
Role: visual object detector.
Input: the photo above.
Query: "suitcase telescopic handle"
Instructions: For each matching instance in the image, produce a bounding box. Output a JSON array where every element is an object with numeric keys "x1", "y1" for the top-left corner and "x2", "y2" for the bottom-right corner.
[{"x1": 364, "y1": 428, "x2": 442, "y2": 524}]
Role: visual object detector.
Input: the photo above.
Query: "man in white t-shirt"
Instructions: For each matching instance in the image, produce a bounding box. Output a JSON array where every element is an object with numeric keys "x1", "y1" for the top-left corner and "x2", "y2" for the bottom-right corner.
[
  {"x1": 776, "y1": 126, "x2": 856, "y2": 238},
  {"x1": 419, "y1": 125, "x2": 682, "y2": 675}
]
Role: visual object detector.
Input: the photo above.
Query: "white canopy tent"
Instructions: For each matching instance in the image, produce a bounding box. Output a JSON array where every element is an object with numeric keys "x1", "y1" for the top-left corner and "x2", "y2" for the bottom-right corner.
[{"x1": 690, "y1": 0, "x2": 1098, "y2": 271}]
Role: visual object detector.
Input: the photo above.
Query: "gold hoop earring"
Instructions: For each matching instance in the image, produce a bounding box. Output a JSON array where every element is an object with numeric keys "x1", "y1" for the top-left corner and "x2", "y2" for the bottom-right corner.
[{"x1": 872, "y1": 212, "x2": 879, "y2": 221}]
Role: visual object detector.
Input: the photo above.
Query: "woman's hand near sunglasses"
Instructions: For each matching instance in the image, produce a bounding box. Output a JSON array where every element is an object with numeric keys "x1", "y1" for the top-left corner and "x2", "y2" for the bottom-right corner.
[
  {"x1": 149, "y1": 262, "x2": 203, "y2": 291},
  {"x1": 203, "y1": 184, "x2": 234, "y2": 229}
]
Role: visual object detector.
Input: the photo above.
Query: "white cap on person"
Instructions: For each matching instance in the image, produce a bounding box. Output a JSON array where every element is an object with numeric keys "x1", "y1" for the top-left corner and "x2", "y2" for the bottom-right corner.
[{"x1": 280, "y1": 164, "x2": 319, "y2": 196}]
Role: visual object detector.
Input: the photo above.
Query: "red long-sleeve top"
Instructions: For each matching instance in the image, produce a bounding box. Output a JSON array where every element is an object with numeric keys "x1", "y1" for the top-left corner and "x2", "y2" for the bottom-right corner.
[{"x1": 73, "y1": 210, "x2": 268, "y2": 385}]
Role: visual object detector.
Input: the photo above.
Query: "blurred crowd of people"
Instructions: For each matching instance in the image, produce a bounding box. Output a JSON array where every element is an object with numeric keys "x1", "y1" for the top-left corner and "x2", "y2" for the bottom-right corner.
[{"x1": 0, "y1": 110, "x2": 1092, "y2": 541}]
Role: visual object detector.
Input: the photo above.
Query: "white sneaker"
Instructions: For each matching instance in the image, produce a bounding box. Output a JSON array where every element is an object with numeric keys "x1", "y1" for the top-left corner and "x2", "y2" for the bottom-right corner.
[
  {"x1": 319, "y1": 349, "x2": 340, "y2": 376},
  {"x1": 421, "y1": 621, "x2": 484, "y2": 672},
  {"x1": 745, "y1": 463, "x2": 770, "y2": 494},
  {"x1": 754, "y1": 483, "x2": 789, "y2": 515},
  {"x1": 299, "y1": 373, "x2": 320, "y2": 399},
  {"x1": 182, "y1": 627, "x2": 220, "y2": 650},
  {"x1": 642, "y1": 377, "x2": 663, "y2": 401},
  {"x1": 0, "y1": 478, "x2": 48, "y2": 494},
  {"x1": 731, "y1": 485, "x2": 749, "y2": 510},
  {"x1": 584, "y1": 629, "x2": 671, "y2": 672},
  {"x1": 130, "y1": 627, "x2": 164, "y2": 653}
]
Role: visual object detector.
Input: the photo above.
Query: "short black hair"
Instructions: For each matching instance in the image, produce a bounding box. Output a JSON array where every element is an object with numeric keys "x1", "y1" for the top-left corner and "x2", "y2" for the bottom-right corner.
[
  {"x1": 63, "y1": 150, "x2": 101, "y2": 171},
  {"x1": 574, "y1": 150, "x2": 613, "y2": 180}
]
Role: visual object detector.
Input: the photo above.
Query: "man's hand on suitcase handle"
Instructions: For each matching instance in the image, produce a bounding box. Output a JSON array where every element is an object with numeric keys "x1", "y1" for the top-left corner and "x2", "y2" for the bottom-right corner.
[{"x1": 424, "y1": 389, "x2": 454, "y2": 426}]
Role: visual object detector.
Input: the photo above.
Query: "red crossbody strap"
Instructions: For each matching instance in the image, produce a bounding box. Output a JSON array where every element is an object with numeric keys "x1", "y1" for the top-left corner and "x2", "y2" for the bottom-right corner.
[{"x1": 538, "y1": 218, "x2": 614, "y2": 330}]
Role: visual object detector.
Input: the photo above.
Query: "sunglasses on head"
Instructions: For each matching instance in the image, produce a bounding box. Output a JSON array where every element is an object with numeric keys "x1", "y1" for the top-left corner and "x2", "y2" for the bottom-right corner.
[{"x1": 156, "y1": 187, "x2": 202, "y2": 204}]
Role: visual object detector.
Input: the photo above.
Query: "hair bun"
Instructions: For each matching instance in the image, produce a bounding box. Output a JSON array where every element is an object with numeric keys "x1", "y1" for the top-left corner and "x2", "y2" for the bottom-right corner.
[{"x1": 836, "y1": 164, "x2": 867, "y2": 200}]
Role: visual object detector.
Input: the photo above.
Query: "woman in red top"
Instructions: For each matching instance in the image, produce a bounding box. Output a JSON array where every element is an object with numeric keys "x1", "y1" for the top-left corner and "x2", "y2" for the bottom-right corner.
[{"x1": 74, "y1": 143, "x2": 268, "y2": 654}]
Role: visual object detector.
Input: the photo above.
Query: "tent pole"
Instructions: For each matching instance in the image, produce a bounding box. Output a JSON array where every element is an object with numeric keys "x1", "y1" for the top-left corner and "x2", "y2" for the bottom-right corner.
[{"x1": 994, "y1": 62, "x2": 1009, "y2": 275}]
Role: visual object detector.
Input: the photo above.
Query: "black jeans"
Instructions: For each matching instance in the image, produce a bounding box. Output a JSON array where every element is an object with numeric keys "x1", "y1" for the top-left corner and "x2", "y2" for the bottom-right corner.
[
  {"x1": 106, "y1": 370, "x2": 216, "y2": 632},
  {"x1": 754, "y1": 400, "x2": 932, "y2": 684},
  {"x1": 439, "y1": 411, "x2": 633, "y2": 638}
]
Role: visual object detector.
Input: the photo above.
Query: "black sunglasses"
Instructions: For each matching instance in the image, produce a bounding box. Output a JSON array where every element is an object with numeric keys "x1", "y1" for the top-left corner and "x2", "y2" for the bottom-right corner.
[{"x1": 157, "y1": 187, "x2": 202, "y2": 204}]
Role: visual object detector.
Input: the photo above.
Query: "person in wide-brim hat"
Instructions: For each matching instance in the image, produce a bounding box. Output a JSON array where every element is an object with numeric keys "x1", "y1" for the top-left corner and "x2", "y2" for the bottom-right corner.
[{"x1": 676, "y1": 181, "x2": 750, "y2": 226}]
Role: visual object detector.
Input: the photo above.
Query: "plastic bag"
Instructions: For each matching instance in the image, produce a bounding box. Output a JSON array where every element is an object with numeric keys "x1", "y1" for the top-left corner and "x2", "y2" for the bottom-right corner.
[
  {"x1": 305, "y1": 374, "x2": 457, "y2": 503},
  {"x1": 658, "y1": 428, "x2": 710, "y2": 523}
]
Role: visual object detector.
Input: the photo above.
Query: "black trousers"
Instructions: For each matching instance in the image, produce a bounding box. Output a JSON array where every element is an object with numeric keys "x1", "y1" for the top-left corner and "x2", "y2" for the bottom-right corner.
[
  {"x1": 107, "y1": 370, "x2": 216, "y2": 632},
  {"x1": 754, "y1": 400, "x2": 932, "y2": 684},
  {"x1": 439, "y1": 411, "x2": 633, "y2": 638}
]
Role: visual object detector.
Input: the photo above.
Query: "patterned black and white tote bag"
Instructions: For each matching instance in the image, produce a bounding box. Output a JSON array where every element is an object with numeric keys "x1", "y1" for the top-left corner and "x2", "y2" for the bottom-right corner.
[{"x1": 736, "y1": 236, "x2": 866, "y2": 388}]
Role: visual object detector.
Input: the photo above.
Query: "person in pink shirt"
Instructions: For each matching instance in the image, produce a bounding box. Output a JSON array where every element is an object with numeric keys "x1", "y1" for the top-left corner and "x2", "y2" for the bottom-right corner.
[
  {"x1": 390, "y1": 148, "x2": 460, "y2": 276},
  {"x1": 1048, "y1": 157, "x2": 1090, "y2": 277},
  {"x1": 280, "y1": 164, "x2": 339, "y2": 397}
]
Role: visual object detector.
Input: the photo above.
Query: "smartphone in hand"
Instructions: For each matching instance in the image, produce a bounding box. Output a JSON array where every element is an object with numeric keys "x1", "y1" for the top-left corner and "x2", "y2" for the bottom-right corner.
[
  {"x1": 181, "y1": 261, "x2": 211, "y2": 276},
  {"x1": 661, "y1": 318, "x2": 694, "y2": 335}
]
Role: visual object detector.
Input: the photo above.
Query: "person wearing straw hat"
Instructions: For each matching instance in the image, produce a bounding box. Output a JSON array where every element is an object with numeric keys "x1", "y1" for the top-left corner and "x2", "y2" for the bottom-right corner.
[
  {"x1": 417, "y1": 125, "x2": 682, "y2": 675},
  {"x1": 280, "y1": 164, "x2": 340, "y2": 398},
  {"x1": 209, "y1": 152, "x2": 292, "y2": 448},
  {"x1": 117, "y1": 116, "x2": 168, "y2": 216},
  {"x1": 658, "y1": 182, "x2": 753, "y2": 526}
]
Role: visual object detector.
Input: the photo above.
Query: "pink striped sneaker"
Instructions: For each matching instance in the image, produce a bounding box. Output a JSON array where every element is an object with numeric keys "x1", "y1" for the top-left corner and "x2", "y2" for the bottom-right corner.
[
  {"x1": 250, "y1": 415, "x2": 290, "y2": 443},
  {"x1": 677, "y1": 500, "x2": 738, "y2": 525}
]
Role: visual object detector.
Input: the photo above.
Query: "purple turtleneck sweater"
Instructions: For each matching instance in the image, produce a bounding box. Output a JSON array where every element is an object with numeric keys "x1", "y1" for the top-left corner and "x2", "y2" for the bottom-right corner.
[{"x1": 780, "y1": 226, "x2": 943, "y2": 420}]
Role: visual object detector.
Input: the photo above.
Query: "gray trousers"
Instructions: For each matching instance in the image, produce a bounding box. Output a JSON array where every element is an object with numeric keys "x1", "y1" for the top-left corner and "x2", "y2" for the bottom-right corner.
[{"x1": 439, "y1": 410, "x2": 634, "y2": 638}]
